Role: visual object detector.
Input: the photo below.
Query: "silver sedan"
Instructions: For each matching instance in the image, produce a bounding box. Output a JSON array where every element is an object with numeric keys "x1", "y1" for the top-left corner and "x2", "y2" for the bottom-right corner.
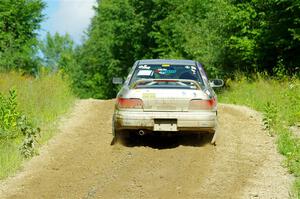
[{"x1": 112, "y1": 59, "x2": 223, "y2": 144}]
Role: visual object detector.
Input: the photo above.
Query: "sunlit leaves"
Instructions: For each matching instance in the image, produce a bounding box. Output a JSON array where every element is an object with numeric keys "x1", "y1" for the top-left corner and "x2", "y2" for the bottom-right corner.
[{"x1": 0, "y1": 0, "x2": 45, "y2": 71}]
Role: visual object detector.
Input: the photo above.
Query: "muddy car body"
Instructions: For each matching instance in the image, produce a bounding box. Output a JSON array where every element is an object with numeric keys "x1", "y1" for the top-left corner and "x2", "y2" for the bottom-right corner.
[{"x1": 112, "y1": 59, "x2": 223, "y2": 144}]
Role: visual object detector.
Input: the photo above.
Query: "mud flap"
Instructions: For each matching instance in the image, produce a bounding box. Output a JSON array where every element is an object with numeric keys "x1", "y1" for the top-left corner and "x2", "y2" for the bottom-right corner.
[
  {"x1": 211, "y1": 131, "x2": 217, "y2": 146},
  {"x1": 211, "y1": 119, "x2": 218, "y2": 145},
  {"x1": 111, "y1": 115, "x2": 118, "y2": 145}
]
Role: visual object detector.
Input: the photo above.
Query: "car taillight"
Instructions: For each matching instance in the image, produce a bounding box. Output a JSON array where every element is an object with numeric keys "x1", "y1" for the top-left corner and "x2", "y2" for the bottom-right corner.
[
  {"x1": 116, "y1": 98, "x2": 143, "y2": 109},
  {"x1": 189, "y1": 98, "x2": 216, "y2": 110}
]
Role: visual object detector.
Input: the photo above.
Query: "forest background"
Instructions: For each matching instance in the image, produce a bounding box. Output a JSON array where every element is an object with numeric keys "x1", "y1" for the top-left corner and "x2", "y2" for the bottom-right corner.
[{"x1": 1, "y1": 0, "x2": 299, "y2": 98}]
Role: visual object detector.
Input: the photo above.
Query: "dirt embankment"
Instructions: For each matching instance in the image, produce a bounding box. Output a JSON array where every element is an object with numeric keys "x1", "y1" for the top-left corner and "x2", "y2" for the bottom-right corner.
[{"x1": 0, "y1": 100, "x2": 293, "y2": 199}]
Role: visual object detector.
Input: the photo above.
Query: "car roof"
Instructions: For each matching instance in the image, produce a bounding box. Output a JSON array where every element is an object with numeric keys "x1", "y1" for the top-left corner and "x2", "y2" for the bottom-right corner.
[{"x1": 137, "y1": 59, "x2": 196, "y2": 65}]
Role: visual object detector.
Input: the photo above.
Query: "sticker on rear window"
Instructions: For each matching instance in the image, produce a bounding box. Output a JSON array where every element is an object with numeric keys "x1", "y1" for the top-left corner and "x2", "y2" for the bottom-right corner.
[
  {"x1": 191, "y1": 67, "x2": 196, "y2": 74},
  {"x1": 155, "y1": 68, "x2": 176, "y2": 75},
  {"x1": 137, "y1": 70, "x2": 153, "y2": 76},
  {"x1": 138, "y1": 65, "x2": 150, "y2": 69}
]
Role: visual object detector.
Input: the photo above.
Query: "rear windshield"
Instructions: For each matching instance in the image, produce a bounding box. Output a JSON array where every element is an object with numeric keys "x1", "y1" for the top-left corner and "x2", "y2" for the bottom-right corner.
[{"x1": 129, "y1": 64, "x2": 205, "y2": 89}]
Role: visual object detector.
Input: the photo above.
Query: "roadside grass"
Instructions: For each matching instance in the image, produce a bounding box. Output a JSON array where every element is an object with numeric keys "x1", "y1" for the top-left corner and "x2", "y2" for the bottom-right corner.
[
  {"x1": 0, "y1": 139, "x2": 22, "y2": 179},
  {"x1": 219, "y1": 75, "x2": 300, "y2": 197},
  {"x1": 0, "y1": 71, "x2": 75, "y2": 179}
]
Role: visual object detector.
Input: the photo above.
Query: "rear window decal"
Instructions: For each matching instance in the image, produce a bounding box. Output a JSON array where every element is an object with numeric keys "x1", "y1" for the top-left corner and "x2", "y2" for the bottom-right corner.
[
  {"x1": 205, "y1": 90, "x2": 211, "y2": 96},
  {"x1": 137, "y1": 70, "x2": 153, "y2": 76},
  {"x1": 155, "y1": 68, "x2": 176, "y2": 75},
  {"x1": 138, "y1": 65, "x2": 150, "y2": 69}
]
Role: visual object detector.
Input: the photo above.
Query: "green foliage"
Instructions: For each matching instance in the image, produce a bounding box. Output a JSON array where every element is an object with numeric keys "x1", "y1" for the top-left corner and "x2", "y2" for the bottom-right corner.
[
  {"x1": 72, "y1": 0, "x2": 300, "y2": 98},
  {"x1": 180, "y1": 0, "x2": 234, "y2": 76},
  {"x1": 0, "y1": 71, "x2": 75, "y2": 128},
  {"x1": 262, "y1": 102, "x2": 278, "y2": 135},
  {"x1": 18, "y1": 115, "x2": 40, "y2": 158},
  {"x1": 39, "y1": 32, "x2": 76, "y2": 73},
  {"x1": 0, "y1": 89, "x2": 20, "y2": 137},
  {"x1": 0, "y1": 0, "x2": 45, "y2": 71},
  {"x1": 73, "y1": 0, "x2": 230, "y2": 98},
  {"x1": 0, "y1": 89, "x2": 40, "y2": 159},
  {"x1": 73, "y1": 0, "x2": 146, "y2": 98},
  {"x1": 227, "y1": 0, "x2": 300, "y2": 75},
  {"x1": 0, "y1": 140, "x2": 22, "y2": 180},
  {"x1": 220, "y1": 75, "x2": 300, "y2": 126},
  {"x1": 283, "y1": 80, "x2": 300, "y2": 126},
  {"x1": 0, "y1": 72, "x2": 75, "y2": 179}
]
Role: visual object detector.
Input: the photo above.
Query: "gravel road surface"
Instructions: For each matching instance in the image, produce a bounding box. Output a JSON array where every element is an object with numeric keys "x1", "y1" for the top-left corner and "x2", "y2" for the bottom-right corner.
[{"x1": 0, "y1": 100, "x2": 293, "y2": 199}]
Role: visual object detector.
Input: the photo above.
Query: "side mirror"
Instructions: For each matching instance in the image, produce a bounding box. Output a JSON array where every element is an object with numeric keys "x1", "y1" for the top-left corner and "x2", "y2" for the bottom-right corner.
[
  {"x1": 112, "y1": 77, "x2": 123, "y2": 85},
  {"x1": 209, "y1": 79, "x2": 224, "y2": 88}
]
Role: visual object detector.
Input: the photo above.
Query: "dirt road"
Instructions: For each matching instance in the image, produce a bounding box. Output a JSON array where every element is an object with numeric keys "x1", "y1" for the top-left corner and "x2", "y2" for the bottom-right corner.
[{"x1": 0, "y1": 100, "x2": 293, "y2": 199}]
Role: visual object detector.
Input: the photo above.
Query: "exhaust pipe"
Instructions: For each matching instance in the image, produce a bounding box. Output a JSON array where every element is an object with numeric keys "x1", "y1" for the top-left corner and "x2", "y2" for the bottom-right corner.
[{"x1": 138, "y1": 130, "x2": 145, "y2": 136}]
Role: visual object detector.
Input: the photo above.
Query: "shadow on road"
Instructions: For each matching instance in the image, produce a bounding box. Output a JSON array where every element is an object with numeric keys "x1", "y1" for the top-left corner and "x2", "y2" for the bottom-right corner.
[{"x1": 116, "y1": 132, "x2": 213, "y2": 149}]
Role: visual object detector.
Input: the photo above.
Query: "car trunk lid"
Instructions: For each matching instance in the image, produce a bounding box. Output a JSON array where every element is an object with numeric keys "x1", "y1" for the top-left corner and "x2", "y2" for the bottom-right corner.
[{"x1": 140, "y1": 89, "x2": 205, "y2": 112}]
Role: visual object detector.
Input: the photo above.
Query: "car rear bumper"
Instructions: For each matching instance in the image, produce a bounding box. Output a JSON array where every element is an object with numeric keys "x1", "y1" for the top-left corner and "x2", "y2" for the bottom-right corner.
[{"x1": 114, "y1": 110, "x2": 217, "y2": 133}]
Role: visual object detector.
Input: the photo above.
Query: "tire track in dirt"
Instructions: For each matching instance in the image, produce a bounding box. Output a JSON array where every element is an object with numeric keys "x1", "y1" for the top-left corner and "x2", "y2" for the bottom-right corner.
[{"x1": 0, "y1": 100, "x2": 293, "y2": 199}]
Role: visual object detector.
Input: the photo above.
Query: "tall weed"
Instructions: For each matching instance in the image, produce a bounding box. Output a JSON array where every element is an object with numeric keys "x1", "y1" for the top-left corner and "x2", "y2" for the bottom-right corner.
[
  {"x1": 262, "y1": 102, "x2": 278, "y2": 136},
  {"x1": 0, "y1": 89, "x2": 20, "y2": 139}
]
